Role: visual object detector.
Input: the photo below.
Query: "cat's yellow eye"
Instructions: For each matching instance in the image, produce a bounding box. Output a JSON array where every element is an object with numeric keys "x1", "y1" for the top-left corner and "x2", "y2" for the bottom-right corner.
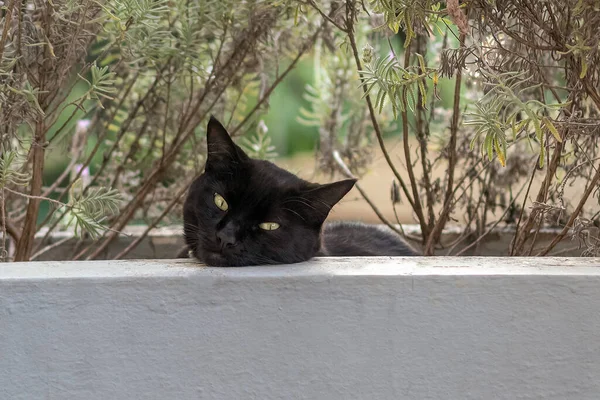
[
  {"x1": 213, "y1": 193, "x2": 228, "y2": 211},
  {"x1": 259, "y1": 222, "x2": 280, "y2": 231}
]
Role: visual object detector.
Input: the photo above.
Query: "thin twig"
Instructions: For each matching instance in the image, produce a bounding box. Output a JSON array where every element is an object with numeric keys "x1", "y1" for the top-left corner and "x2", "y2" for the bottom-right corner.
[
  {"x1": 344, "y1": 1, "x2": 422, "y2": 228},
  {"x1": 1, "y1": 190, "x2": 6, "y2": 261},
  {"x1": 230, "y1": 26, "x2": 322, "y2": 137},
  {"x1": 332, "y1": 150, "x2": 405, "y2": 238},
  {"x1": 5, "y1": 187, "x2": 66, "y2": 207},
  {"x1": 509, "y1": 157, "x2": 538, "y2": 255},
  {"x1": 31, "y1": 236, "x2": 75, "y2": 261},
  {"x1": 455, "y1": 178, "x2": 528, "y2": 256},
  {"x1": 400, "y1": 42, "x2": 428, "y2": 240},
  {"x1": 424, "y1": 30, "x2": 466, "y2": 255},
  {"x1": 112, "y1": 178, "x2": 193, "y2": 259},
  {"x1": 413, "y1": 35, "x2": 435, "y2": 229},
  {"x1": 0, "y1": 0, "x2": 17, "y2": 64},
  {"x1": 537, "y1": 163, "x2": 600, "y2": 256},
  {"x1": 15, "y1": 22, "x2": 50, "y2": 261},
  {"x1": 306, "y1": 0, "x2": 347, "y2": 32}
]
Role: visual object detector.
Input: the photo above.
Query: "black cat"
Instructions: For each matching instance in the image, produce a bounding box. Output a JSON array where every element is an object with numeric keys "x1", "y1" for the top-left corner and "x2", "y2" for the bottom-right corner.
[{"x1": 181, "y1": 116, "x2": 418, "y2": 266}]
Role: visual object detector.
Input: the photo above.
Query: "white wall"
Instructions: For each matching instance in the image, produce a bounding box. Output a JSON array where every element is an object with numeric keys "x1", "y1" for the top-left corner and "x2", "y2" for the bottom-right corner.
[{"x1": 1, "y1": 257, "x2": 600, "y2": 400}]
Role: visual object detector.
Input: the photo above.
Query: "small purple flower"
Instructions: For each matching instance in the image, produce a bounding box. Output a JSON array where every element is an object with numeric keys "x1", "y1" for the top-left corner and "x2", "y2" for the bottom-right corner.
[
  {"x1": 76, "y1": 119, "x2": 91, "y2": 135},
  {"x1": 73, "y1": 164, "x2": 91, "y2": 187}
]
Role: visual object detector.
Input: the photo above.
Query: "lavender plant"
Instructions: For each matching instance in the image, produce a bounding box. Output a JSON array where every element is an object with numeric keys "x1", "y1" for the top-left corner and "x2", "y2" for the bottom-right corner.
[
  {"x1": 300, "y1": 0, "x2": 600, "y2": 256},
  {"x1": 2, "y1": 0, "x2": 599, "y2": 261},
  {"x1": 1, "y1": 0, "x2": 321, "y2": 261}
]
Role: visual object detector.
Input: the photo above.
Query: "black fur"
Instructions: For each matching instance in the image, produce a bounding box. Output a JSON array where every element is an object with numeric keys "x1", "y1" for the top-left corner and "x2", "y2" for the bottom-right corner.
[
  {"x1": 318, "y1": 222, "x2": 418, "y2": 256},
  {"x1": 181, "y1": 116, "x2": 418, "y2": 266}
]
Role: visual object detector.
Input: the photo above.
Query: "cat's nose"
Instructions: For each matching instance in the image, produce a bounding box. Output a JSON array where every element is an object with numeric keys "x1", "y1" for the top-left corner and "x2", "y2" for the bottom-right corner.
[{"x1": 216, "y1": 230, "x2": 237, "y2": 249}]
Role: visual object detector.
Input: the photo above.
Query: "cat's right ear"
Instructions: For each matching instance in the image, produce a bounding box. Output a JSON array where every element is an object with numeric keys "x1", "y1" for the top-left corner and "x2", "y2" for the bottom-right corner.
[
  {"x1": 205, "y1": 115, "x2": 248, "y2": 172},
  {"x1": 298, "y1": 178, "x2": 357, "y2": 224}
]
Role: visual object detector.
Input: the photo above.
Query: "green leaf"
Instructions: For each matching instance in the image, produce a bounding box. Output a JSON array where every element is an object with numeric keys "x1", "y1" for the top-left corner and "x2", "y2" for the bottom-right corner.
[
  {"x1": 0, "y1": 149, "x2": 30, "y2": 188},
  {"x1": 484, "y1": 133, "x2": 494, "y2": 161},
  {"x1": 579, "y1": 57, "x2": 588, "y2": 79},
  {"x1": 416, "y1": 53, "x2": 426, "y2": 74},
  {"x1": 542, "y1": 117, "x2": 562, "y2": 143},
  {"x1": 65, "y1": 185, "x2": 122, "y2": 239},
  {"x1": 494, "y1": 136, "x2": 506, "y2": 167}
]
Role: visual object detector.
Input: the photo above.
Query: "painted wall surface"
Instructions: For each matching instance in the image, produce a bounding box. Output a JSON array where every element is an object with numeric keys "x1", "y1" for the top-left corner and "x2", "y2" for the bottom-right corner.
[{"x1": 1, "y1": 257, "x2": 600, "y2": 400}]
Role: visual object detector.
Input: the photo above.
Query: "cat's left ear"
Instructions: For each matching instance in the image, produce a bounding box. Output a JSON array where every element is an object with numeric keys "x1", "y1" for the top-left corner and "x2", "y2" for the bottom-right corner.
[
  {"x1": 205, "y1": 115, "x2": 248, "y2": 171},
  {"x1": 301, "y1": 179, "x2": 357, "y2": 224}
]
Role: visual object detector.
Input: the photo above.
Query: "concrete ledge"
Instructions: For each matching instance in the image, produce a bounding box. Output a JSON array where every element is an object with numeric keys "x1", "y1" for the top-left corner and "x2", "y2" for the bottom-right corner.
[{"x1": 2, "y1": 257, "x2": 600, "y2": 399}]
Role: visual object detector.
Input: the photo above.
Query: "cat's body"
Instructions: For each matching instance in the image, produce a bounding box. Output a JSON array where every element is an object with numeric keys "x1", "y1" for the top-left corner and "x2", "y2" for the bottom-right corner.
[
  {"x1": 318, "y1": 221, "x2": 417, "y2": 256},
  {"x1": 181, "y1": 116, "x2": 418, "y2": 266},
  {"x1": 178, "y1": 221, "x2": 417, "y2": 259}
]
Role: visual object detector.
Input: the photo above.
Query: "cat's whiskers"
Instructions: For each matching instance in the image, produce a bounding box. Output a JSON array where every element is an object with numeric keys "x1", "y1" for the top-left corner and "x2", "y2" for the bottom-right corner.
[
  {"x1": 282, "y1": 197, "x2": 316, "y2": 211},
  {"x1": 183, "y1": 222, "x2": 202, "y2": 232},
  {"x1": 281, "y1": 207, "x2": 305, "y2": 221},
  {"x1": 251, "y1": 254, "x2": 281, "y2": 265},
  {"x1": 183, "y1": 224, "x2": 203, "y2": 241},
  {"x1": 312, "y1": 198, "x2": 333, "y2": 209}
]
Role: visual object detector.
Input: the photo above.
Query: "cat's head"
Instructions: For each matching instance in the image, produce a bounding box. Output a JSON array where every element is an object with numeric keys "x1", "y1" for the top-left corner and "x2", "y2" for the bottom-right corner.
[{"x1": 183, "y1": 116, "x2": 356, "y2": 266}]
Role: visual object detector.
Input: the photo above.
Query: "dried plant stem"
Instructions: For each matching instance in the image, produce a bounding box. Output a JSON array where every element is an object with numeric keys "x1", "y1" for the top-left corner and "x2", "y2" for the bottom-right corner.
[
  {"x1": 41, "y1": 156, "x2": 80, "y2": 200},
  {"x1": 537, "y1": 163, "x2": 600, "y2": 256},
  {"x1": 0, "y1": 194, "x2": 19, "y2": 243},
  {"x1": 160, "y1": 77, "x2": 172, "y2": 164},
  {"x1": 4, "y1": 187, "x2": 65, "y2": 207},
  {"x1": 30, "y1": 236, "x2": 74, "y2": 261},
  {"x1": 84, "y1": 74, "x2": 165, "y2": 189},
  {"x1": 0, "y1": 0, "x2": 17, "y2": 64},
  {"x1": 414, "y1": 35, "x2": 435, "y2": 228},
  {"x1": 176, "y1": 24, "x2": 229, "y2": 136},
  {"x1": 306, "y1": 0, "x2": 346, "y2": 32},
  {"x1": 170, "y1": 36, "x2": 257, "y2": 147},
  {"x1": 112, "y1": 178, "x2": 193, "y2": 260},
  {"x1": 424, "y1": 32, "x2": 466, "y2": 255},
  {"x1": 230, "y1": 27, "x2": 321, "y2": 136},
  {"x1": 400, "y1": 45, "x2": 428, "y2": 239},
  {"x1": 509, "y1": 157, "x2": 538, "y2": 255},
  {"x1": 454, "y1": 179, "x2": 528, "y2": 256},
  {"x1": 47, "y1": 98, "x2": 88, "y2": 144},
  {"x1": 15, "y1": 116, "x2": 47, "y2": 261},
  {"x1": 109, "y1": 118, "x2": 151, "y2": 189},
  {"x1": 332, "y1": 151, "x2": 404, "y2": 238},
  {"x1": 345, "y1": 2, "x2": 422, "y2": 229},
  {"x1": 512, "y1": 139, "x2": 564, "y2": 254},
  {"x1": 583, "y1": 81, "x2": 600, "y2": 111},
  {"x1": 0, "y1": 190, "x2": 6, "y2": 261}
]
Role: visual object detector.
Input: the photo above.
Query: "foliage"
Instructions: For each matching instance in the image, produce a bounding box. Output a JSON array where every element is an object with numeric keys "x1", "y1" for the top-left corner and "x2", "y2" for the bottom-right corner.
[
  {"x1": 369, "y1": 0, "x2": 451, "y2": 45},
  {"x1": 359, "y1": 53, "x2": 437, "y2": 117},
  {"x1": 298, "y1": 0, "x2": 600, "y2": 256},
  {"x1": 241, "y1": 120, "x2": 278, "y2": 160},
  {"x1": 64, "y1": 180, "x2": 121, "y2": 240},
  {"x1": 0, "y1": 149, "x2": 30, "y2": 188},
  {"x1": 0, "y1": 0, "x2": 320, "y2": 261},
  {"x1": 464, "y1": 72, "x2": 567, "y2": 167},
  {"x1": 2, "y1": 0, "x2": 599, "y2": 260}
]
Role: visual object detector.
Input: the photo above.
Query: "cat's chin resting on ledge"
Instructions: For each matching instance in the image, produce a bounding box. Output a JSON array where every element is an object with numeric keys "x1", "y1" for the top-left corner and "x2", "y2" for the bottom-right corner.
[
  {"x1": 179, "y1": 116, "x2": 418, "y2": 267},
  {"x1": 178, "y1": 221, "x2": 419, "y2": 265}
]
